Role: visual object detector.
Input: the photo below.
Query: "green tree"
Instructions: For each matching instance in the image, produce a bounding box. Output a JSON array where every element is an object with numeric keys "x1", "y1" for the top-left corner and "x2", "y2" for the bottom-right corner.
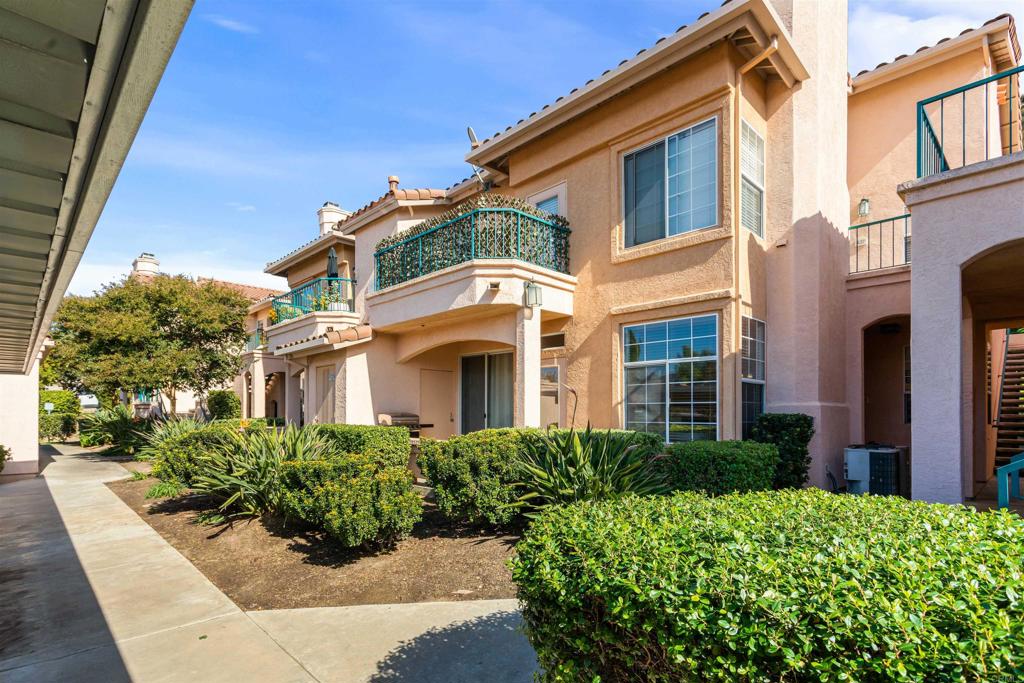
[{"x1": 48, "y1": 275, "x2": 249, "y2": 414}]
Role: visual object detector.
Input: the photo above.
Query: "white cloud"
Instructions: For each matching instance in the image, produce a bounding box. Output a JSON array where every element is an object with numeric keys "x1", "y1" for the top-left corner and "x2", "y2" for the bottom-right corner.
[
  {"x1": 202, "y1": 14, "x2": 259, "y2": 35},
  {"x1": 849, "y1": 0, "x2": 1024, "y2": 75},
  {"x1": 226, "y1": 202, "x2": 256, "y2": 212},
  {"x1": 68, "y1": 251, "x2": 288, "y2": 297}
]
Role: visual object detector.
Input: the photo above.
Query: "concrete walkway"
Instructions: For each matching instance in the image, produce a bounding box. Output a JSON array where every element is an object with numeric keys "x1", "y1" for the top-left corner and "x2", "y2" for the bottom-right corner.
[{"x1": 0, "y1": 445, "x2": 537, "y2": 682}]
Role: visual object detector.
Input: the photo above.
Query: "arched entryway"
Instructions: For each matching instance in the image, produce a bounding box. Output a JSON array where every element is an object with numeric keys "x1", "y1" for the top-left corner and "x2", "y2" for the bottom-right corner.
[{"x1": 961, "y1": 238, "x2": 1024, "y2": 500}]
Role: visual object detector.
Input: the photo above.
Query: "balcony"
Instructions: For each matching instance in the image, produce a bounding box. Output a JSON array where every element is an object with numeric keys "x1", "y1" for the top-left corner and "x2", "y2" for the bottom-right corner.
[
  {"x1": 269, "y1": 277, "x2": 355, "y2": 325},
  {"x1": 368, "y1": 207, "x2": 575, "y2": 332},
  {"x1": 849, "y1": 214, "x2": 911, "y2": 274},
  {"x1": 917, "y1": 65, "x2": 1023, "y2": 178},
  {"x1": 244, "y1": 330, "x2": 265, "y2": 352},
  {"x1": 373, "y1": 208, "x2": 570, "y2": 290}
]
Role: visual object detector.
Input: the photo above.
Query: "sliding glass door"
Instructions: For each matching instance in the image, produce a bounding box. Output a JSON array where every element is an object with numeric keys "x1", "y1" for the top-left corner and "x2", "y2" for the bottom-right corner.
[{"x1": 461, "y1": 352, "x2": 513, "y2": 433}]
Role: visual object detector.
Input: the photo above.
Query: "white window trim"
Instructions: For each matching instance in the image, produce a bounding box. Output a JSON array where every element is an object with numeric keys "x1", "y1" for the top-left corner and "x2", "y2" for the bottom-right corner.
[
  {"x1": 621, "y1": 312, "x2": 720, "y2": 444},
  {"x1": 622, "y1": 116, "x2": 719, "y2": 248},
  {"x1": 740, "y1": 119, "x2": 765, "y2": 238},
  {"x1": 528, "y1": 182, "x2": 567, "y2": 217}
]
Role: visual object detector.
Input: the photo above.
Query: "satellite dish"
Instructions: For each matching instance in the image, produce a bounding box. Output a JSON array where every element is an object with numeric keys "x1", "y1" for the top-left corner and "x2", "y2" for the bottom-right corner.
[{"x1": 467, "y1": 126, "x2": 479, "y2": 149}]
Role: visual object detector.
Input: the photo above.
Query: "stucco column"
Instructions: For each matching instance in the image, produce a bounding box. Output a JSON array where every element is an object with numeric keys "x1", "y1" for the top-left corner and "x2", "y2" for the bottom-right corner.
[
  {"x1": 515, "y1": 306, "x2": 541, "y2": 428},
  {"x1": 250, "y1": 356, "x2": 266, "y2": 419},
  {"x1": 284, "y1": 368, "x2": 302, "y2": 426},
  {"x1": 0, "y1": 360, "x2": 39, "y2": 476},
  {"x1": 910, "y1": 260, "x2": 963, "y2": 504},
  {"x1": 239, "y1": 372, "x2": 250, "y2": 419}
]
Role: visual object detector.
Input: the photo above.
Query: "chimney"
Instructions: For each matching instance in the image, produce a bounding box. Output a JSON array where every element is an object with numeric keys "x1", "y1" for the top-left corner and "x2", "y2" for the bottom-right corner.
[
  {"x1": 317, "y1": 201, "x2": 350, "y2": 236},
  {"x1": 388, "y1": 175, "x2": 400, "y2": 193},
  {"x1": 131, "y1": 252, "x2": 160, "y2": 278}
]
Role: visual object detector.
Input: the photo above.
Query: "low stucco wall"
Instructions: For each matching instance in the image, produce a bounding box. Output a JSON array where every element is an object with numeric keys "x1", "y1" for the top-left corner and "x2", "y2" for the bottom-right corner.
[{"x1": 0, "y1": 363, "x2": 39, "y2": 476}]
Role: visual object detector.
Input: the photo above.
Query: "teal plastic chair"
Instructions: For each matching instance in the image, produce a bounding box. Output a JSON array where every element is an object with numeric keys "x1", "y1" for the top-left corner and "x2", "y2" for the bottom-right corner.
[{"x1": 996, "y1": 452, "x2": 1024, "y2": 509}]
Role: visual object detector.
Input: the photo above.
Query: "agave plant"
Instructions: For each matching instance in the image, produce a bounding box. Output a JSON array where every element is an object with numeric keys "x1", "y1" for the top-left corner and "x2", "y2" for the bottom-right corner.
[
  {"x1": 192, "y1": 424, "x2": 329, "y2": 518},
  {"x1": 513, "y1": 426, "x2": 669, "y2": 516},
  {"x1": 136, "y1": 416, "x2": 205, "y2": 461}
]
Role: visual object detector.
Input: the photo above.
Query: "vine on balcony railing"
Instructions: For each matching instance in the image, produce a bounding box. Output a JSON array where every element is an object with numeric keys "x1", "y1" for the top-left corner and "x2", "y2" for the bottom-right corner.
[
  {"x1": 373, "y1": 195, "x2": 570, "y2": 291},
  {"x1": 269, "y1": 277, "x2": 355, "y2": 325}
]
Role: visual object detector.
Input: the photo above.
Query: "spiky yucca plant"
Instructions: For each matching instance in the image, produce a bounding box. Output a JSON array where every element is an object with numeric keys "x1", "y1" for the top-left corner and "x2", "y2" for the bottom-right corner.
[
  {"x1": 192, "y1": 424, "x2": 329, "y2": 518},
  {"x1": 513, "y1": 426, "x2": 668, "y2": 516}
]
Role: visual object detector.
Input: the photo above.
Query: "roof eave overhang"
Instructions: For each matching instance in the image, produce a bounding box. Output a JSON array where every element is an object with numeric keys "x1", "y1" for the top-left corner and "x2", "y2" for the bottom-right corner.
[
  {"x1": 18, "y1": 0, "x2": 194, "y2": 374},
  {"x1": 264, "y1": 231, "x2": 356, "y2": 276},
  {"x1": 850, "y1": 18, "x2": 1018, "y2": 95},
  {"x1": 465, "y1": 0, "x2": 807, "y2": 170}
]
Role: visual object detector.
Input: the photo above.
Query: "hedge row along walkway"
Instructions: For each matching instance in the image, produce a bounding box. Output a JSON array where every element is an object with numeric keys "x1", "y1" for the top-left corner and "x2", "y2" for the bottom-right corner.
[{"x1": 0, "y1": 444, "x2": 537, "y2": 682}]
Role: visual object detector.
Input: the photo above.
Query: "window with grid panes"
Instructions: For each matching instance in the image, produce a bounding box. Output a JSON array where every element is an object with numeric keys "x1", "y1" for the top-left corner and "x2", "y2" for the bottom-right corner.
[
  {"x1": 741, "y1": 316, "x2": 766, "y2": 439},
  {"x1": 623, "y1": 314, "x2": 717, "y2": 442}
]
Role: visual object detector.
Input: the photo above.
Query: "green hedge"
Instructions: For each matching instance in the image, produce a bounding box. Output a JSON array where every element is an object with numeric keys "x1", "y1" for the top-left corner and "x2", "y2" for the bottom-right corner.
[
  {"x1": 313, "y1": 424, "x2": 410, "y2": 468},
  {"x1": 39, "y1": 389, "x2": 80, "y2": 416},
  {"x1": 39, "y1": 413, "x2": 78, "y2": 442},
  {"x1": 661, "y1": 440, "x2": 777, "y2": 495},
  {"x1": 207, "y1": 390, "x2": 241, "y2": 419},
  {"x1": 280, "y1": 454, "x2": 421, "y2": 547},
  {"x1": 751, "y1": 412, "x2": 815, "y2": 489},
  {"x1": 419, "y1": 428, "x2": 665, "y2": 526},
  {"x1": 512, "y1": 489, "x2": 1024, "y2": 682},
  {"x1": 0, "y1": 443, "x2": 10, "y2": 474}
]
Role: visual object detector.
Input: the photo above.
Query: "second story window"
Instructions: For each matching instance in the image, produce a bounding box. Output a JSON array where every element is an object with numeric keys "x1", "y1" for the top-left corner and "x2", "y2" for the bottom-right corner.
[
  {"x1": 624, "y1": 118, "x2": 718, "y2": 247},
  {"x1": 535, "y1": 195, "x2": 559, "y2": 215},
  {"x1": 740, "y1": 121, "x2": 765, "y2": 237}
]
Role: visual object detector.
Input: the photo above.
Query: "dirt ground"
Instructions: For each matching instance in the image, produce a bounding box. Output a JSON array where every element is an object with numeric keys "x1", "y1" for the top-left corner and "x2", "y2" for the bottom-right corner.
[{"x1": 107, "y1": 477, "x2": 521, "y2": 611}]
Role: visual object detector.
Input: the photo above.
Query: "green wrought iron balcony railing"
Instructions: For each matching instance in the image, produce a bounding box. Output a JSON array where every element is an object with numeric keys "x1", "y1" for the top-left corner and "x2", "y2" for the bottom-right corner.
[
  {"x1": 270, "y1": 277, "x2": 355, "y2": 325},
  {"x1": 917, "y1": 65, "x2": 1023, "y2": 178},
  {"x1": 373, "y1": 208, "x2": 570, "y2": 291},
  {"x1": 849, "y1": 214, "x2": 911, "y2": 274},
  {"x1": 244, "y1": 330, "x2": 265, "y2": 351}
]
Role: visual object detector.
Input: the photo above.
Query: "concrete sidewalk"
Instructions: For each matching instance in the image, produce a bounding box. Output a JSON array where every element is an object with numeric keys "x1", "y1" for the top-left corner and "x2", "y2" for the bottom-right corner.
[{"x1": 0, "y1": 445, "x2": 536, "y2": 682}]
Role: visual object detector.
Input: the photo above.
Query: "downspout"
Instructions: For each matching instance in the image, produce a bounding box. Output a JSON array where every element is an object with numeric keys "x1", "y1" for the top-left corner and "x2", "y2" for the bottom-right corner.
[{"x1": 733, "y1": 37, "x2": 777, "y2": 436}]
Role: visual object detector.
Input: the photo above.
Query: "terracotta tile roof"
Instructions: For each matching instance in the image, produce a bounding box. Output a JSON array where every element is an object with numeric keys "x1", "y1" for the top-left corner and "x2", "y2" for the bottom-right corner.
[
  {"x1": 853, "y1": 14, "x2": 1019, "y2": 78},
  {"x1": 474, "y1": 0, "x2": 737, "y2": 148},
  {"x1": 335, "y1": 186, "x2": 450, "y2": 230},
  {"x1": 197, "y1": 278, "x2": 286, "y2": 302}
]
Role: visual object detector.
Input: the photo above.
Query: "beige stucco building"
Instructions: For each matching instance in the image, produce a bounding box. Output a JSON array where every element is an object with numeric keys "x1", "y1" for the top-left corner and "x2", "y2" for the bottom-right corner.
[{"x1": 235, "y1": 0, "x2": 1022, "y2": 505}]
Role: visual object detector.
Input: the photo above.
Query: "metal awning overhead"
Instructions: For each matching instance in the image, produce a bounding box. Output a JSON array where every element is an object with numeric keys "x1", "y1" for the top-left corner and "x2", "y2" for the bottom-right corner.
[{"x1": 0, "y1": 0, "x2": 192, "y2": 373}]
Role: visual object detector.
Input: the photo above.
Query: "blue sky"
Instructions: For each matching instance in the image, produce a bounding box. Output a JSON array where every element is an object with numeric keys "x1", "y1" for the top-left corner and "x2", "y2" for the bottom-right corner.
[{"x1": 69, "y1": 0, "x2": 1023, "y2": 294}]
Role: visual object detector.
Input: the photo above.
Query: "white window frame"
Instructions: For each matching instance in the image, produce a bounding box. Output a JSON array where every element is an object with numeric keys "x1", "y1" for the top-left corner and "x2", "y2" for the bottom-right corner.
[
  {"x1": 740, "y1": 120, "x2": 765, "y2": 238},
  {"x1": 740, "y1": 315, "x2": 767, "y2": 438},
  {"x1": 622, "y1": 116, "x2": 719, "y2": 247},
  {"x1": 528, "y1": 182, "x2": 567, "y2": 217},
  {"x1": 621, "y1": 313, "x2": 720, "y2": 443}
]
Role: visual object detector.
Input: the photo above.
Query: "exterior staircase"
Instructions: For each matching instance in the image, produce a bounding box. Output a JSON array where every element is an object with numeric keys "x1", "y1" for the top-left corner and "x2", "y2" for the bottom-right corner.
[{"x1": 996, "y1": 341, "x2": 1024, "y2": 469}]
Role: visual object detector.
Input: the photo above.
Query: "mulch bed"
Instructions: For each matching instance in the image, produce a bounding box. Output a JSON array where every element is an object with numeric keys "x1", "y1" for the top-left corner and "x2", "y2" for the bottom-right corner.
[{"x1": 107, "y1": 477, "x2": 521, "y2": 610}]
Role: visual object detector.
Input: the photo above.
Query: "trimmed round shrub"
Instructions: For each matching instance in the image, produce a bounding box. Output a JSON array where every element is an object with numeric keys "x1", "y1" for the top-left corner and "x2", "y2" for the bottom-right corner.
[
  {"x1": 512, "y1": 489, "x2": 1024, "y2": 682},
  {"x1": 313, "y1": 424, "x2": 410, "y2": 468},
  {"x1": 280, "y1": 454, "x2": 421, "y2": 547},
  {"x1": 152, "y1": 423, "x2": 240, "y2": 485},
  {"x1": 419, "y1": 427, "x2": 664, "y2": 526},
  {"x1": 39, "y1": 389, "x2": 81, "y2": 416},
  {"x1": 39, "y1": 413, "x2": 78, "y2": 442},
  {"x1": 751, "y1": 412, "x2": 815, "y2": 489},
  {"x1": 207, "y1": 390, "x2": 241, "y2": 420},
  {"x1": 661, "y1": 440, "x2": 778, "y2": 495}
]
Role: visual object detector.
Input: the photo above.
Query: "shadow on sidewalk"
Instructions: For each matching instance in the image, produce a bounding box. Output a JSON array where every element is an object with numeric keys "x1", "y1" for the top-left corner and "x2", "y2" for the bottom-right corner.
[
  {"x1": 369, "y1": 610, "x2": 537, "y2": 682},
  {"x1": 0, "y1": 453, "x2": 131, "y2": 682}
]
